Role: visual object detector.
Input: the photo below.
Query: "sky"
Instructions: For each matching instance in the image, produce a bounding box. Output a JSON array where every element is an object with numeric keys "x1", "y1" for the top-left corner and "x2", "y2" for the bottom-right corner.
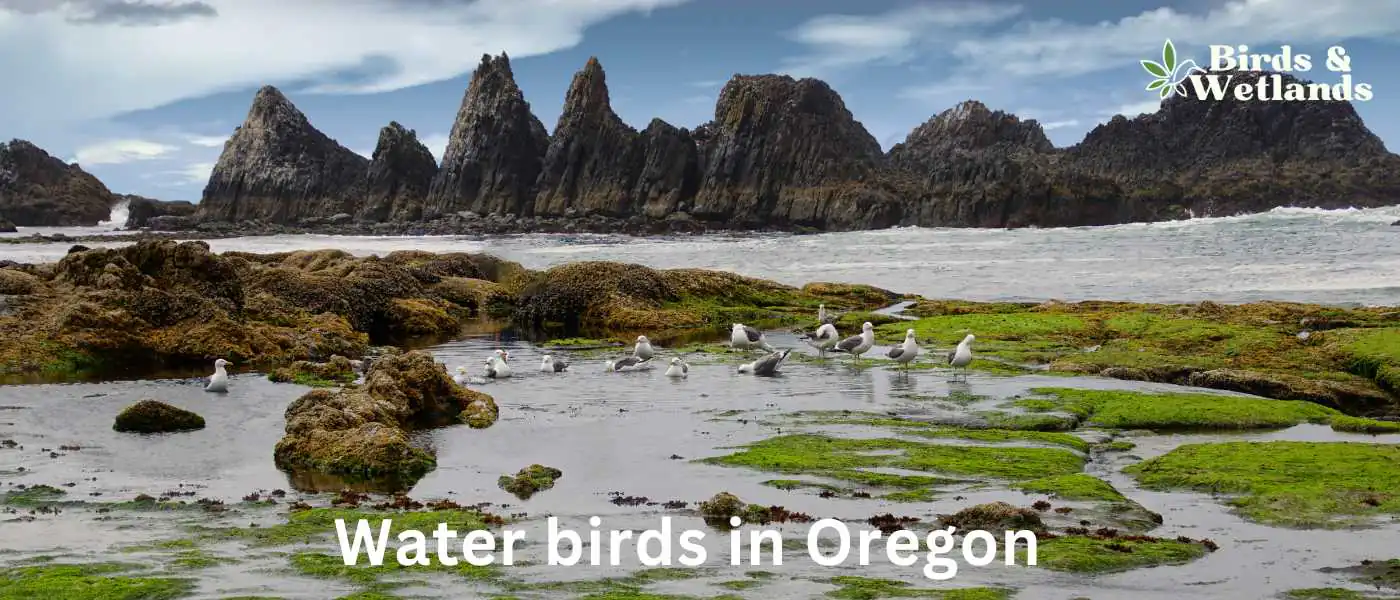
[{"x1": 2, "y1": 0, "x2": 1399, "y2": 202}]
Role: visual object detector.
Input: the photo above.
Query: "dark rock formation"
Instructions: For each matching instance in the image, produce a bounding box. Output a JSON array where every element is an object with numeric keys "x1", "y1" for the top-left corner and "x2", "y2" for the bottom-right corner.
[
  {"x1": 113, "y1": 399, "x2": 205, "y2": 433},
  {"x1": 196, "y1": 86, "x2": 370, "y2": 224},
  {"x1": 359, "y1": 122, "x2": 438, "y2": 222},
  {"x1": 184, "y1": 66, "x2": 1399, "y2": 232},
  {"x1": 0, "y1": 214, "x2": 15, "y2": 233},
  {"x1": 0, "y1": 140, "x2": 116, "y2": 226},
  {"x1": 426, "y1": 53, "x2": 549, "y2": 218},
  {"x1": 534, "y1": 58, "x2": 645, "y2": 217},
  {"x1": 123, "y1": 195, "x2": 196, "y2": 229}
]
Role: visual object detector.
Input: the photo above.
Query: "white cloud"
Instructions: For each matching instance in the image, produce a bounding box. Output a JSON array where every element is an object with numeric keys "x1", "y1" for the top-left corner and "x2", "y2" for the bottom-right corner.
[
  {"x1": 167, "y1": 161, "x2": 215, "y2": 185},
  {"x1": 782, "y1": 3, "x2": 1023, "y2": 77},
  {"x1": 419, "y1": 133, "x2": 450, "y2": 162},
  {"x1": 184, "y1": 134, "x2": 227, "y2": 147},
  {"x1": 0, "y1": 0, "x2": 692, "y2": 135},
  {"x1": 946, "y1": 0, "x2": 1400, "y2": 81},
  {"x1": 71, "y1": 139, "x2": 177, "y2": 165},
  {"x1": 1040, "y1": 119, "x2": 1080, "y2": 131},
  {"x1": 688, "y1": 79, "x2": 722, "y2": 88},
  {"x1": 896, "y1": 80, "x2": 994, "y2": 102},
  {"x1": 1104, "y1": 100, "x2": 1163, "y2": 120}
]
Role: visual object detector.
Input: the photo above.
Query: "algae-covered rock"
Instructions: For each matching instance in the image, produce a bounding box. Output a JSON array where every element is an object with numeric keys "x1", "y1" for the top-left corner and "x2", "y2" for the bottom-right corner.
[
  {"x1": 0, "y1": 269, "x2": 40, "y2": 295},
  {"x1": 273, "y1": 350, "x2": 498, "y2": 489},
  {"x1": 939, "y1": 501, "x2": 1045, "y2": 532},
  {"x1": 497, "y1": 464, "x2": 563, "y2": 499},
  {"x1": 113, "y1": 400, "x2": 206, "y2": 433},
  {"x1": 268, "y1": 355, "x2": 357, "y2": 387},
  {"x1": 698, "y1": 492, "x2": 745, "y2": 519}
]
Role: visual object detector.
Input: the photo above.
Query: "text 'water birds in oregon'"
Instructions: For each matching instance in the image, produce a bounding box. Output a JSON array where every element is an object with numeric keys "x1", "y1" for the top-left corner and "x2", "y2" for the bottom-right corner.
[
  {"x1": 801, "y1": 323, "x2": 840, "y2": 358},
  {"x1": 665, "y1": 357, "x2": 689, "y2": 378},
  {"x1": 948, "y1": 334, "x2": 975, "y2": 380},
  {"x1": 886, "y1": 328, "x2": 920, "y2": 370},
  {"x1": 539, "y1": 355, "x2": 569, "y2": 373},
  {"x1": 831, "y1": 322, "x2": 875, "y2": 362},
  {"x1": 739, "y1": 349, "x2": 791, "y2": 376},
  {"x1": 730, "y1": 323, "x2": 773, "y2": 351},
  {"x1": 205, "y1": 358, "x2": 231, "y2": 393},
  {"x1": 634, "y1": 335, "x2": 656, "y2": 360}
]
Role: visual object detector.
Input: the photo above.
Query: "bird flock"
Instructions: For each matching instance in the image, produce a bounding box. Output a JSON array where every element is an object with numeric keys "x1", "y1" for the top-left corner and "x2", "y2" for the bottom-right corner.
[{"x1": 198, "y1": 305, "x2": 978, "y2": 392}]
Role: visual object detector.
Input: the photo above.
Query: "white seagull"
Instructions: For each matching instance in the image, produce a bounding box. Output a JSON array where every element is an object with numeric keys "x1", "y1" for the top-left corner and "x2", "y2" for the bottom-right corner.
[
  {"x1": 947, "y1": 334, "x2": 975, "y2": 380},
  {"x1": 605, "y1": 356, "x2": 654, "y2": 372},
  {"x1": 453, "y1": 366, "x2": 472, "y2": 384},
  {"x1": 539, "y1": 355, "x2": 569, "y2": 373},
  {"x1": 801, "y1": 323, "x2": 840, "y2": 358},
  {"x1": 886, "y1": 328, "x2": 920, "y2": 370},
  {"x1": 205, "y1": 358, "x2": 231, "y2": 393},
  {"x1": 730, "y1": 323, "x2": 773, "y2": 351},
  {"x1": 633, "y1": 335, "x2": 656, "y2": 360},
  {"x1": 830, "y1": 322, "x2": 876, "y2": 363},
  {"x1": 484, "y1": 354, "x2": 513, "y2": 378},
  {"x1": 739, "y1": 349, "x2": 791, "y2": 376},
  {"x1": 665, "y1": 357, "x2": 689, "y2": 378}
]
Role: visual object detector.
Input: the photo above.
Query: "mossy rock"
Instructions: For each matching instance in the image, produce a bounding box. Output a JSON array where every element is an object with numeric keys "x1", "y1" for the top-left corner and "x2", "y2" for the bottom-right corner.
[
  {"x1": 939, "y1": 502, "x2": 1045, "y2": 532},
  {"x1": 497, "y1": 464, "x2": 563, "y2": 499},
  {"x1": 113, "y1": 400, "x2": 205, "y2": 433},
  {"x1": 0, "y1": 269, "x2": 40, "y2": 295},
  {"x1": 268, "y1": 355, "x2": 356, "y2": 387}
]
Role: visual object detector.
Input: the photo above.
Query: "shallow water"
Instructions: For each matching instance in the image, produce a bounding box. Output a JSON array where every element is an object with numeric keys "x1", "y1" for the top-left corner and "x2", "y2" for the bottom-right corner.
[
  {"x1": 4, "y1": 206, "x2": 1400, "y2": 306},
  {"x1": 3, "y1": 332, "x2": 1398, "y2": 599}
]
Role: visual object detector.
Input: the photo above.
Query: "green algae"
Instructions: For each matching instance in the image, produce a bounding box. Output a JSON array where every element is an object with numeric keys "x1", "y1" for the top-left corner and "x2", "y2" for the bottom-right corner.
[
  {"x1": 975, "y1": 411, "x2": 1078, "y2": 432},
  {"x1": 212, "y1": 507, "x2": 494, "y2": 547},
  {"x1": 1125, "y1": 441, "x2": 1400, "y2": 528},
  {"x1": 1331, "y1": 415, "x2": 1400, "y2": 434},
  {"x1": 0, "y1": 562, "x2": 194, "y2": 600},
  {"x1": 290, "y1": 550, "x2": 497, "y2": 586},
  {"x1": 824, "y1": 577, "x2": 1011, "y2": 599},
  {"x1": 1282, "y1": 589, "x2": 1377, "y2": 599},
  {"x1": 700, "y1": 433, "x2": 1084, "y2": 497},
  {"x1": 790, "y1": 411, "x2": 1089, "y2": 451},
  {"x1": 1013, "y1": 474, "x2": 1126, "y2": 502},
  {"x1": 1028, "y1": 387, "x2": 1339, "y2": 430},
  {"x1": 1025, "y1": 536, "x2": 1208, "y2": 573},
  {"x1": 0, "y1": 484, "x2": 67, "y2": 506},
  {"x1": 497, "y1": 464, "x2": 563, "y2": 500}
]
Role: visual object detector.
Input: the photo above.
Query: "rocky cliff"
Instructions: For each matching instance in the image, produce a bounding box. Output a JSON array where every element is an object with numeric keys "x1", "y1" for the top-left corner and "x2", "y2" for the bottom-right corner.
[
  {"x1": 425, "y1": 53, "x2": 550, "y2": 218},
  {"x1": 124, "y1": 194, "x2": 196, "y2": 229},
  {"x1": 186, "y1": 64, "x2": 1399, "y2": 231},
  {"x1": 360, "y1": 122, "x2": 438, "y2": 222},
  {"x1": 196, "y1": 86, "x2": 370, "y2": 224},
  {"x1": 0, "y1": 139, "x2": 116, "y2": 226}
]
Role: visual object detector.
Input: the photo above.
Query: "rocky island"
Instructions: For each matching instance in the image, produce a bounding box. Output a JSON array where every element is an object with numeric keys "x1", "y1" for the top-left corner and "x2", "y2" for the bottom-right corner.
[{"x1": 3, "y1": 58, "x2": 1395, "y2": 235}]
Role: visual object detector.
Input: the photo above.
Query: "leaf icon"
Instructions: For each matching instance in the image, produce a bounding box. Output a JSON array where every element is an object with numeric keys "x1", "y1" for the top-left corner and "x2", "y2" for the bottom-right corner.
[
  {"x1": 1146, "y1": 79, "x2": 1167, "y2": 91},
  {"x1": 1163, "y1": 39, "x2": 1177, "y2": 73},
  {"x1": 1159, "y1": 84, "x2": 1173, "y2": 99},
  {"x1": 1141, "y1": 60, "x2": 1168, "y2": 78}
]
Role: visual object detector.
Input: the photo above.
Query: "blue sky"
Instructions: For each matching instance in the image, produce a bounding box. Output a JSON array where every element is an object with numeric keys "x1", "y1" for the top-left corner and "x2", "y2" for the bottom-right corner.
[{"x1": 2, "y1": 0, "x2": 1398, "y2": 202}]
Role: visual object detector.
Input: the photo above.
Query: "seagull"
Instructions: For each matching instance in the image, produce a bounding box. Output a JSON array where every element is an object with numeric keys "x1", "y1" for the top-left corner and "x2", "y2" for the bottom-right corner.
[
  {"x1": 453, "y1": 366, "x2": 472, "y2": 384},
  {"x1": 539, "y1": 355, "x2": 569, "y2": 373},
  {"x1": 204, "y1": 358, "x2": 231, "y2": 393},
  {"x1": 484, "y1": 354, "x2": 513, "y2": 378},
  {"x1": 665, "y1": 357, "x2": 689, "y2": 378},
  {"x1": 886, "y1": 328, "x2": 920, "y2": 371},
  {"x1": 830, "y1": 322, "x2": 875, "y2": 363},
  {"x1": 634, "y1": 335, "x2": 656, "y2": 360},
  {"x1": 739, "y1": 349, "x2": 791, "y2": 376},
  {"x1": 606, "y1": 355, "x2": 653, "y2": 372},
  {"x1": 800, "y1": 323, "x2": 840, "y2": 358},
  {"x1": 730, "y1": 323, "x2": 773, "y2": 351},
  {"x1": 948, "y1": 334, "x2": 975, "y2": 380},
  {"x1": 493, "y1": 349, "x2": 511, "y2": 363}
]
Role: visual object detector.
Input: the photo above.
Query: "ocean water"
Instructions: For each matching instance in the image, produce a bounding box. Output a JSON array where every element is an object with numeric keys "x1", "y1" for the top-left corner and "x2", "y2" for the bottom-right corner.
[{"x1": 4, "y1": 205, "x2": 1399, "y2": 306}]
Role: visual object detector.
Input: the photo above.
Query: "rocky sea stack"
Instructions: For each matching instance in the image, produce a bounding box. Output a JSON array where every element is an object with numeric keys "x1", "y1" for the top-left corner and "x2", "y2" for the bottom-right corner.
[
  {"x1": 0, "y1": 139, "x2": 117, "y2": 226},
  {"x1": 182, "y1": 58, "x2": 1399, "y2": 232}
]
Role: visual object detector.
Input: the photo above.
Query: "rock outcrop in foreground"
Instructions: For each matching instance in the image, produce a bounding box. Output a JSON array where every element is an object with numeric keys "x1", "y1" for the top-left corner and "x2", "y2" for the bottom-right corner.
[
  {"x1": 0, "y1": 139, "x2": 117, "y2": 226},
  {"x1": 193, "y1": 60, "x2": 1400, "y2": 231},
  {"x1": 273, "y1": 349, "x2": 498, "y2": 489},
  {"x1": 113, "y1": 399, "x2": 206, "y2": 433}
]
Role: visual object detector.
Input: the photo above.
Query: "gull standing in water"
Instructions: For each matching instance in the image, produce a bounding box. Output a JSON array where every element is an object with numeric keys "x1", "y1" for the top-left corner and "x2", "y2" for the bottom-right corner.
[
  {"x1": 633, "y1": 336, "x2": 656, "y2": 360},
  {"x1": 739, "y1": 349, "x2": 791, "y2": 376},
  {"x1": 730, "y1": 323, "x2": 773, "y2": 351},
  {"x1": 830, "y1": 322, "x2": 875, "y2": 363},
  {"x1": 800, "y1": 323, "x2": 840, "y2": 358},
  {"x1": 205, "y1": 358, "x2": 231, "y2": 393},
  {"x1": 539, "y1": 355, "x2": 569, "y2": 373},
  {"x1": 485, "y1": 353, "x2": 513, "y2": 378},
  {"x1": 606, "y1": 356, "x2": 653, "y2": 372},
  {"x1": 947, "y1": 334, "x2": 975, "y2": 381},
  {"x1": 886, "y1": 328, "x2": 920, "y2": 371},
  {"x1": 665, "y1": 357, "x2": 689, "y2": 378}
]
